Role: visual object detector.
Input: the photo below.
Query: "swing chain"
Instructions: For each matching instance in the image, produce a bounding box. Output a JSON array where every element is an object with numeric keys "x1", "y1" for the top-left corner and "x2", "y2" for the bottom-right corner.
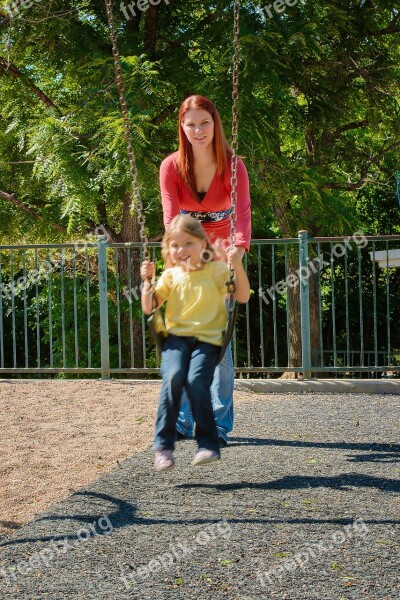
[
  {"x1": 228, "y1": 0, "x2": 240, "y2": 291},
  {"x1": 104, "y1": 0, "x2": 150, "y2": 261},
  {"x1": 105, "y1": 0, "x2": 240, "y2": 271}
]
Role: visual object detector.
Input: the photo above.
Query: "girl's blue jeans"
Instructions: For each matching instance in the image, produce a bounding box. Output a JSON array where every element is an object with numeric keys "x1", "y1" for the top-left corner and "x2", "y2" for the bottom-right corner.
[
  {"x1": 175, "y1": 342, "x2": 234, "y2": 442},
  {"x1": 154, "y1": 334, "x2": 220, "y2": 452}
]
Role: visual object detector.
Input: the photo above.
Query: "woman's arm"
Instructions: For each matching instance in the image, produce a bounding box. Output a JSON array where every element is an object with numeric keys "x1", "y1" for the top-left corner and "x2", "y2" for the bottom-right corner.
[
  {"x1": 160, "y1": 156, "x2": 181, "y2": 229},
  {"x1": 234, "y1": 159, "x2": 252, "y2": 252}
]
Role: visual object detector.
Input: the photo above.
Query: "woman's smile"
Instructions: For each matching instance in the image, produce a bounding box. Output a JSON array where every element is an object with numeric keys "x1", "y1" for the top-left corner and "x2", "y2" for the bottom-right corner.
[{"x1": 181, "y1": 108, "x2": 215, "y2": 149}]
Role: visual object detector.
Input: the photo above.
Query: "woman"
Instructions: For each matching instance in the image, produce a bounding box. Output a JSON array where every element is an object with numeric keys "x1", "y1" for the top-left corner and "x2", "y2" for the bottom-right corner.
[{"x1": 159, "y1": 95, "x2": 251, "y2": 446}]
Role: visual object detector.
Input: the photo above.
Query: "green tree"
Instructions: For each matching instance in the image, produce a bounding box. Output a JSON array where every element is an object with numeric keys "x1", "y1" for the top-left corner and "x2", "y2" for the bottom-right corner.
[{"x1": 1, "y1": 0, "x2": 399, "y2": 371}]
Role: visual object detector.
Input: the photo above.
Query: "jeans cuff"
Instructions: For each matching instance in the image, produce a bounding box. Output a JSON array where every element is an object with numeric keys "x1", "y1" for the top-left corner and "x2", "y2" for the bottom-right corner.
[
  {"x1": 217, "y1": 430, "x2": 228, "y2": 442},
  {"x1": 176, "y1": 425, "x2": 193, "y2": 438}
]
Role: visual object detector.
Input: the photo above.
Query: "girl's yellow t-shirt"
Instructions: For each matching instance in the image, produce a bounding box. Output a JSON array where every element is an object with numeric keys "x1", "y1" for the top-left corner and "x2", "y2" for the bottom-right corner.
[{"x1": 155, "y1": 261, "x2": 231, "y2": 347}]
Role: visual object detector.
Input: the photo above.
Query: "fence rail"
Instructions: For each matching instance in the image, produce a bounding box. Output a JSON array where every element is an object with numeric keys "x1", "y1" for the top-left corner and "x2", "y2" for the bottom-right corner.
[{"x1": 1, "y1": 232, "x2": 400, "y2": 378}]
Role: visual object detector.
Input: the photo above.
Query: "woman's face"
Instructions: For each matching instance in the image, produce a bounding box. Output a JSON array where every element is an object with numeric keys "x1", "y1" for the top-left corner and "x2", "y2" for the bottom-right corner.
[{"x1": 181, "y1": 109, "x2": 215, "y2": 150}]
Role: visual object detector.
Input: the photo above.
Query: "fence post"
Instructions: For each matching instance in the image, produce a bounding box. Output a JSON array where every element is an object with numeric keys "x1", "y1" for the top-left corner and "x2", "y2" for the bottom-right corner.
[
  {"x1": 298, "y1": 230, "x2": 311, "y2": 379},
  {"x1": 98, "y1": 235, "x2": 110, "y2": 379}
]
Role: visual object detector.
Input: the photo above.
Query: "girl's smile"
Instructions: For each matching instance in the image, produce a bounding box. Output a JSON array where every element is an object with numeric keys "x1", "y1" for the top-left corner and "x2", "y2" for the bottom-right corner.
[{"x1": 169, "y1": 231, "x2": 206, "y2": 270}]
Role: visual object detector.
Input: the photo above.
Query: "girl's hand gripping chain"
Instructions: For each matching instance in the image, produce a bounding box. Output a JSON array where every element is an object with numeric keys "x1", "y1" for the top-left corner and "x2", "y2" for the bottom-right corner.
[
  {"x1": 140, "y1": 260, "x2": 155, "y2": 282},
  {"x1": 140, "y1": 261, "x2": 157, "y2": 315},
  {"x1": 226, "y1": 247, "x2": 250, "y2": 304}
]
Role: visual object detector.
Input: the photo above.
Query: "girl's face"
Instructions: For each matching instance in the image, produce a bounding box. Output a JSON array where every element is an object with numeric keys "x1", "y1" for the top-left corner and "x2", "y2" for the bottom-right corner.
[
  {"x1": 168, "y1": 230, "x2": 206, "y2": 270},
  {"x1": 181, "y1": 109, "x2": 214, "y2": 150}
]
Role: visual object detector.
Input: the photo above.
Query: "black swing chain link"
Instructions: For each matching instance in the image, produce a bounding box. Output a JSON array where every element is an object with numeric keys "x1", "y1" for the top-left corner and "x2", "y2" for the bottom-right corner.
[
  {"x1": 104, "y1": 0, "x2": 151, "y2": 264},
  {"x1": 227, "y1": 0, "x2": 240, "y2": 295}
]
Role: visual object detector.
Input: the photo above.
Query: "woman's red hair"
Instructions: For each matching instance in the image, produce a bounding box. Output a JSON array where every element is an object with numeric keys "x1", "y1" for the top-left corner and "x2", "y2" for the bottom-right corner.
[{"x1": 176, "y1": 95, "x2": 232, "y2": 197}]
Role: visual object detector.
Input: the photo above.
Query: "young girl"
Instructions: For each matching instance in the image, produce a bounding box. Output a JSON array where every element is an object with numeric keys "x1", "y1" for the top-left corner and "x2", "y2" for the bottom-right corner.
[{"x1": 141, "y1": 214, "x2": 250, "y2": 472}]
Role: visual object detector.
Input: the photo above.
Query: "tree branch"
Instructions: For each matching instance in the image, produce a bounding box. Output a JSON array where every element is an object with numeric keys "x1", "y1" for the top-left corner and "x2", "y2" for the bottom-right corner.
[
  {"x1": 0, "y1": 189, "x2": 67, "y2": 232},
  {"x1": 160, "y1": 12, "x2": 219, "y2": 54},
  {"x1": 371, "y1": 13, "x2": 400, "y2": 36},
  {"x1": 150, "y1": 103, "x2": 177, "y2": 126},
  {"x1": 326, "y1": 176, "x2": 370, "y2": 191},
  {"x1": 0, "y1": 57, "x2": 63, "y2": 114},
  {"x1": 325, "y1": 141, "x2": 400, "y2": 191},
  {"x1": 144, "y1": 4, "x2": 158, "y2": 59},
  {"x1": 0, "y1": 189, "x2": 119, "y2": 238},
  {"x1": 0, "y1": 57, "x2": 98, "y2": 144},
  {"x1": 324, "y1": 120, "x2": 370, "y2": 143}
]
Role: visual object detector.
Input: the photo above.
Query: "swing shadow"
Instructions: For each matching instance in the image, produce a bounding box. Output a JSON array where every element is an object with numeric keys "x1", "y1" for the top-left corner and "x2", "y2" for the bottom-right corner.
[
  {"x1": 176, "y1": 472, "x2": 400, "y2": 494},
  {"x1": 2, "y1": 474, "x2": 399, "y2": 549},
  {"x1": 0, "y1": 490, "x2": 136, "y2": 548},
  {"x1": 228, "y1": 436, "x2": 400, "y2": 454},
  {"x1": 227, "y1": 436, "x2": 400, "y2": 464},
  {"x1": 347, "y1": 452, "x2": 400, "y2": 463}
]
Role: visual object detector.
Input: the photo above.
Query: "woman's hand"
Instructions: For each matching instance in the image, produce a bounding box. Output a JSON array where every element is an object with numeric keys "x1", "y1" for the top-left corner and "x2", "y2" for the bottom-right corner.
[
  {"x1": 214, "y1": 242, "x2": 245, "y2": 263},
  {"x1": 140, "y1": 260, "x2": 155, "y2": 282},
  {"x1": 226, "y1": 247, "x2": 250, "y2": 303},
  {"x1": 226, "y1": 247, "x2": 243, "y2": 270}
]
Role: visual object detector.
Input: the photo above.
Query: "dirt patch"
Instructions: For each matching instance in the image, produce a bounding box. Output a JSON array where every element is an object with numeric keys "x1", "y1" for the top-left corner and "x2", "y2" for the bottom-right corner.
[
  {"x1": 0, "y1": 380, "x2": 160, "y2": 538},
  {"x1": 0, "y1": 379, "x2": 255, "y2": 538}
]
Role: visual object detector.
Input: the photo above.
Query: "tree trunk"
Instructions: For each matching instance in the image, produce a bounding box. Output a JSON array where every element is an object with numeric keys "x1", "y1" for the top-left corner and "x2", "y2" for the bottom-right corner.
[
  {"x1": 115, "y1": 193, "x2": 144, "y2": 370},
  {"x1": 282, "y1": 257, "x2": 321, "y2": 377},
  {"x1": 309, "y1": 268, "x2": 322, "y2": 368},
  {"x1": 287, "y1": 256, "x2": 302, "y2": 371}
]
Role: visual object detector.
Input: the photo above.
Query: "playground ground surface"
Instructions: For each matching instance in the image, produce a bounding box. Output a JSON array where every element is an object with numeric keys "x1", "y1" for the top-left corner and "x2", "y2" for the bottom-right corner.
[
  {"x1": 0, "y1": 379, "x2": 257, "y2": 538},
  {"x1": 0, "y1": 380, "x2": 399, "y2": 599}
]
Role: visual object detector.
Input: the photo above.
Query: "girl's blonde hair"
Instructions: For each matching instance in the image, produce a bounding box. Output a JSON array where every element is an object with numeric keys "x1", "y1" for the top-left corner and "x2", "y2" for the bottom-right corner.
[{"x1": 162, "y1": 215, "x2": 214, "y2": 262}]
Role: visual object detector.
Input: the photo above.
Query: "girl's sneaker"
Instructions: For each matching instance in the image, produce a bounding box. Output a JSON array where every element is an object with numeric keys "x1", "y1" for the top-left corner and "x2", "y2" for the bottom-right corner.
[
  {"x1": 192, "y1": 449, "x2": 220, "y2": 466},
  {"x1": 154, "y1": 450, "x2": 175, "y2": 472}
]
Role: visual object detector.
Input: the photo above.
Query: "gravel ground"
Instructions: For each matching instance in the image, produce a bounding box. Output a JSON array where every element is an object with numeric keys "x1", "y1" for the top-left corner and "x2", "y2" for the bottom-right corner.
[
  {"x1": 0, "y1": 392, "x2": 399, "y2": 600},
  {"x1": 0, "y1": 380, "x2": 160, "y2": 536}
]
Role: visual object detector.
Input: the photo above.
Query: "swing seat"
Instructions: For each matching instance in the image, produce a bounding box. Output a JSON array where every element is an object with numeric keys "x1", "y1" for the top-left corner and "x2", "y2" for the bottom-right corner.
[
  {"x1": 147, "y1": 308, "x2": 166, "y2": 354},
  {"x1": 148, "y1": 300, "x2": 237, "y2": 361}
]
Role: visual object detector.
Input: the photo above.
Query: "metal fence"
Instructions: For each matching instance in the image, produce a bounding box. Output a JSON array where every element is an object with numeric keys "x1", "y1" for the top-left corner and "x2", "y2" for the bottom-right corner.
[{"x1": 0, "y1": 232, "x2": 399, "y2": 378}]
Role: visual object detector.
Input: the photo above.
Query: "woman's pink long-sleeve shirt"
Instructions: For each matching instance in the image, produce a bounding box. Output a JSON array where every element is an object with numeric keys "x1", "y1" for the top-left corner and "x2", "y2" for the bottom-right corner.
[{"x1": 160, "y1": 152, "x2": 251, "y2": 252}]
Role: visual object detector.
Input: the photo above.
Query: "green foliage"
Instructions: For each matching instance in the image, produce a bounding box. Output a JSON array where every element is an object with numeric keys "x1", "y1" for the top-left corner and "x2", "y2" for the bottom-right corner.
[
  {"x1": 0, "y1": 0, "x2": 399, "y2": 242},
  {"x1": 1, "y1": 0, "x2": 400, "y2": 375},
  {"x1": 0, "y1": 246, "x2": 158, "y2": 374}
]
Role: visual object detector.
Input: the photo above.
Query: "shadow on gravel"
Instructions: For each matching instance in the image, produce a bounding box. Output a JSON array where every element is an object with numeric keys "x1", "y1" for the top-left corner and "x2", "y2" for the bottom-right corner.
[
  {"x1": 177, "y1": 473, "x2": 400, "y2": 493},
  {"x1": 3, "y1": 483, "x2": 399, "y2": 552},
  {"x1": 0, "y1": 521, "x2": 22, "y2": 531},
  {"x1": 0, "y1": 491, "x2": 138, "y2": 548},
  {"x1": 229, "y1": 437, "x2": 400, "y2": 465},
  {"x1": 229, "y1": 437, "x2": 400, "y2": 454},
  {"x1": 346, "y1": 452, "x2": 400, "y2": 463},
  {"x1": 4, "y1": 487, "x2": 321, "y2": 549}
]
